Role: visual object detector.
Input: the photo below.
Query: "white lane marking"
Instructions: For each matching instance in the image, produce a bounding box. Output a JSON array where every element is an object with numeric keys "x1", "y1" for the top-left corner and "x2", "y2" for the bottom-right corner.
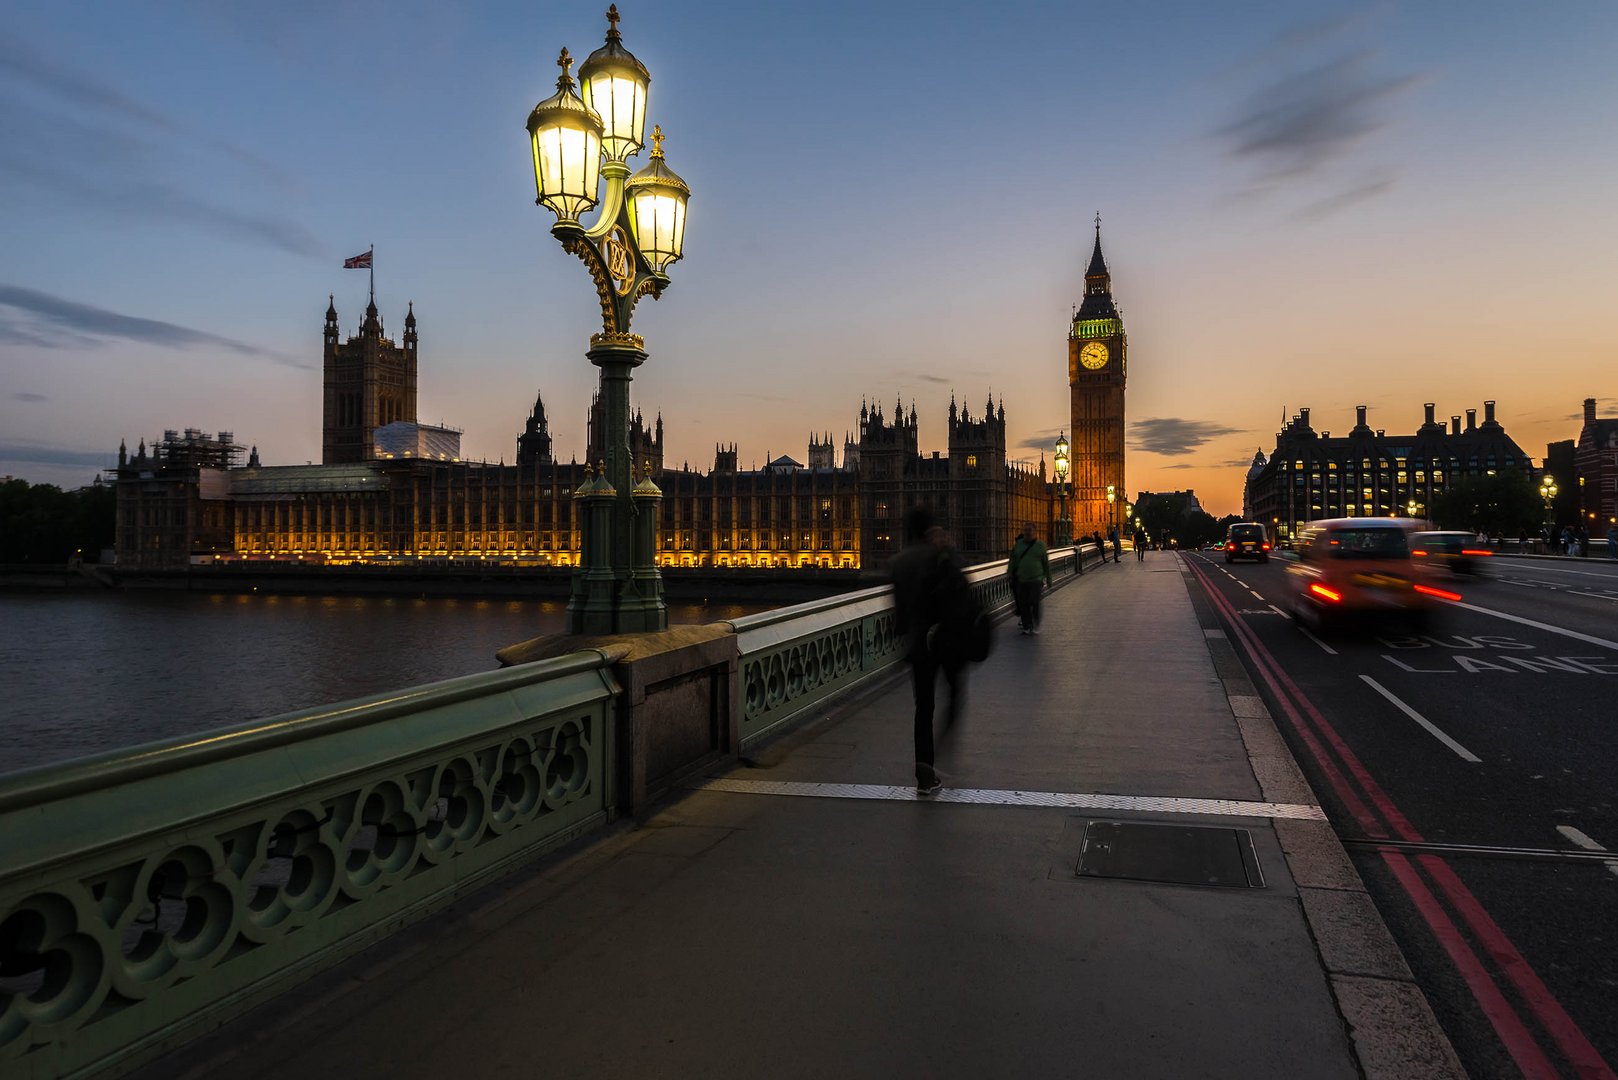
[
  {"x1": 1300, "y1": 625, "x2": 1339, "y2": 655},
  {"x1": 1557, "y1": 825, "x2": 1607, "y2": 851},
  {"x1": 1268, "y1": 604, "x2": 1288, "y2": 616},
  {"x1": 1569, "y1": 590, "x2": 1618, "y2": 603},
  {"x1": 695, "y1": 777, "x2": 1327, "y2": 820},
  {"x1": 1496, "y1": 564, "x2": 1618, "y2": 580},
  {"x1": 1359, "y1": 675, "x2": 1482, "y2": 762},
  {"x1": 1447, "y1": 600, "x2": 1618, "y2": 651},
  {"x1": 1556, "y1": 825, "x2": 1618, "y2": 879}
]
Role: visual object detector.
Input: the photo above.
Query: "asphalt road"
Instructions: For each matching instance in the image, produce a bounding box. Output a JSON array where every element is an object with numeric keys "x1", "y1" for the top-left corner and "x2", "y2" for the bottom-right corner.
[{"x1": 1181, "y1": 549, "x2": 1618, "y2": 1080}]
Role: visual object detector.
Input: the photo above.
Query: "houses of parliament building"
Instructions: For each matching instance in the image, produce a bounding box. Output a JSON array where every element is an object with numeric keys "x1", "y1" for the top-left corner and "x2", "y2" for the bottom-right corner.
[{"x1": 114, "y1": 294, "x2": 1070, "y2": 573}]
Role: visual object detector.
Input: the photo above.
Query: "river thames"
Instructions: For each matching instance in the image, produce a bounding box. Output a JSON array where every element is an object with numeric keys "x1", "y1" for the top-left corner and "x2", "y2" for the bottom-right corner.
[{"x1": 0, "y1": 590, "x2": 765, "y2": 775}]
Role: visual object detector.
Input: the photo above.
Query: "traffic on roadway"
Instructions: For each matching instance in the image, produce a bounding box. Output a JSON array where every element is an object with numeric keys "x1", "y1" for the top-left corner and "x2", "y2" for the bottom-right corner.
[{"x1": 1182, "y1": 547, "x2": 1618, "y2": 1080}]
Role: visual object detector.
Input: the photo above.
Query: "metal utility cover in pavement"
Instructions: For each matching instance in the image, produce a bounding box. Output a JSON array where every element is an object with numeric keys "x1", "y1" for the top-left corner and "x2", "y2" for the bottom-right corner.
[{"x1": 1077, "y1": 821, "x2": 1265, "y2": 889}]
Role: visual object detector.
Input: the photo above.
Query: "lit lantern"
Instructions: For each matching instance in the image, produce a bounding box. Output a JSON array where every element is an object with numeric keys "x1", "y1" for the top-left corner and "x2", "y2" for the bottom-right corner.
[
  {"x1": 625, "y1": 126, "x2": 689, "y2": 272},
  {"x1": 526, "y1": 48, "x2": 604, "y2": 222},
  {"x1": 579, "y1": 5, "x2": 650, "y2": 163},
  {"x1": 1054, "y1": 433, "x2": 1069, "y2": 479}
]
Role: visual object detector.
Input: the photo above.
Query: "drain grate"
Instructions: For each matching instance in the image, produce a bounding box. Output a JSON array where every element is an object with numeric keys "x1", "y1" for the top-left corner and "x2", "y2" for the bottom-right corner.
[{"x1": 1077, "y1": 820, "x2": 1265, "y2": 889}]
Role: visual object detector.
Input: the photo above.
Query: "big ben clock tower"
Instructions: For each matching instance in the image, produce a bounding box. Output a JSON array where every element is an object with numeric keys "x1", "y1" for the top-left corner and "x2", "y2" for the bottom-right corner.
[{"x1": 1068, "y1": 218, "x2": 1126, "y2": 539}]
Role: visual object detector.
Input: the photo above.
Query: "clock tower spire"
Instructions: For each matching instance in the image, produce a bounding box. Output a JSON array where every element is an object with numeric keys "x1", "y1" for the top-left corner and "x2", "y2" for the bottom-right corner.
[{"x1": 1068, "y1": 215, "x2": 1128, "y2": 540}]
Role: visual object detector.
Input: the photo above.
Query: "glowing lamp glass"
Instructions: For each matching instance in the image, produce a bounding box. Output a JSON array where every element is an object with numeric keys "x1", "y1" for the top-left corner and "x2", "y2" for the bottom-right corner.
[
  {"x1": 530, "y1": 119, "x2": 602, "y2": 221},
  {"x1": 582, "y1": 72, "x2": 648, "y2": 161},
  {"x1": 629, "y1": 186, "x2": 687, "y2": 271}
]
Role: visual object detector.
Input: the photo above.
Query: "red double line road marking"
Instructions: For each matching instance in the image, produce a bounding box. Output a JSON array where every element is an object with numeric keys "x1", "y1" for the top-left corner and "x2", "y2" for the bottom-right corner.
[{"x1": 1185, "y1": 556, "x2": 1613, "y2": 1080}]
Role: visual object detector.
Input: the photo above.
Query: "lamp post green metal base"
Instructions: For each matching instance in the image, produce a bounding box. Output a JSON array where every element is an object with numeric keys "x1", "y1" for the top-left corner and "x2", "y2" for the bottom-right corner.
[{"x1": 566, "y1": 340, "x2": 667, "y2": 636}]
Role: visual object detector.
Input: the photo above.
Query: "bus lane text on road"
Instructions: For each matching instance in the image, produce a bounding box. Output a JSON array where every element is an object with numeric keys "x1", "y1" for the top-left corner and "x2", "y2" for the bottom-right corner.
[{"x1": 1376, "y1": 634, "x2": 1618, "y2": 675}]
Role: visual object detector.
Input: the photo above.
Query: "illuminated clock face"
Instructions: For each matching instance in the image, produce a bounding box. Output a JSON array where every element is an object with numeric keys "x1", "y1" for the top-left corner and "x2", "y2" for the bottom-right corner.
[{"x1": 1079, "y1": 341, "x2": 1109, "y2": 370}]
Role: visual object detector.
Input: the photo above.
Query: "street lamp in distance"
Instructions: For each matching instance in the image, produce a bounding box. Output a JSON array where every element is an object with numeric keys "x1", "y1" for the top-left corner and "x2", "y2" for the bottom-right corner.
[{"x1": 1053, "y1": 433, "x2": 1070, "y2": 546}]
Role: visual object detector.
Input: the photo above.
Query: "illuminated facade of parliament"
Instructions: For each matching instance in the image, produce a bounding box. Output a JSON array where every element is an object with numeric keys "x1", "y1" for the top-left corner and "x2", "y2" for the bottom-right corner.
[{"x1": 114, "y1": 295, "x2": 1053, "y2": 572}]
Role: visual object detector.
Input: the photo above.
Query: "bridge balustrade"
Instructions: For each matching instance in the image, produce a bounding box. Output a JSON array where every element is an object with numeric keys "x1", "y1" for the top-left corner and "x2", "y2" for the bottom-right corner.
[
  {"x1": 0, "y1": 651, "x2": 622, "y2": 1080},
  {"x1": 0, "y1": 544, "x2": 1094, "y2": 1078},
  {"x1": 725, "y1": 547, "x2": 1082, "y2": 749}
]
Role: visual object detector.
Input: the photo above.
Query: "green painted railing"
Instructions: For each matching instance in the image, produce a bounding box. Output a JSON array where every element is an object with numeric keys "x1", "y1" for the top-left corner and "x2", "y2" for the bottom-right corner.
[
  {"x1": 0, "y1": 649, "x2": 622, "y2": 1080},
  {"x1": 726, "y1": 546, "x2": 1090, "y2": 749}
]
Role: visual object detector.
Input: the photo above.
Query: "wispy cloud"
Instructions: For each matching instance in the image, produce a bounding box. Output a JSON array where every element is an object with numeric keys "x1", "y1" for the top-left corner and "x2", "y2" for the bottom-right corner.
[
  {"x1": 1017, "y1": 430, "x2": 1065, "y2": 453},
  {"x1": 0, "y1": 31, "x2": 312, "y2": 254},
  {"x1": 12, "y1": 392, "x2": 48, "y2": 402},
  {"x1": 1131, "y1": 417, "x2": 1244, "y2": 456},
  {"x1": 0, "y1": 440, "x2": 112, "y2": 469},
  {"x1": 1215, "y1": 14, "x2": 1427, "y2": 218},
  {"x1": 904, "y1": 372, "x2": 950, "y2": 385},
  {"x1": 0, "y1": 284, "x2": 305, "y2": 366}
]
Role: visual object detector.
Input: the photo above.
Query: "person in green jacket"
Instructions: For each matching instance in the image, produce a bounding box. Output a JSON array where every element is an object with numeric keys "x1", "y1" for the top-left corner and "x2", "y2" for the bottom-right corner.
[{"x1": 1008, "y1": 522, "x2": 1051, "y2": 634}]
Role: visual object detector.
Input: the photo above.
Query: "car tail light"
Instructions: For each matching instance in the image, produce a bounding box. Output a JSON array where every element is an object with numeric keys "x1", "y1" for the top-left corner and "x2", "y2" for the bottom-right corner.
[
  {"x1": 1261, "y1": 543, "x2": 1271, "y2": 551},
  {"x1": 1461, "y1": 549, "x2": 1492, "y2": 557},
  {"x1": 1227, "y1": 542, "x2": 1236, "y2": 550},
  {"x1": 1309, "y1": 584, "x2": 1342, "y2": 603},
  {"x1": 1415, "y1": 584, "x2": 1462, "y2": 601},
  {"x1": 1411, "y1": 549, "x2": 1427, "y2": 557}
]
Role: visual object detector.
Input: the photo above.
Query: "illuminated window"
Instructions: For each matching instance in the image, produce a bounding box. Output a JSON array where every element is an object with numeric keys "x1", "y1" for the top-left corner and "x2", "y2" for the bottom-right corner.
[{"x1": 966, "y1": 454, "x2": 978, "y2": 468}]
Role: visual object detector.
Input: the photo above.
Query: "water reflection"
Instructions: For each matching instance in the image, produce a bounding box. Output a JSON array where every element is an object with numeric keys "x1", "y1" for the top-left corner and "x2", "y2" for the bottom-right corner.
[{"x1": 0, "y1": 592, "x2": 764, "y2": 775}]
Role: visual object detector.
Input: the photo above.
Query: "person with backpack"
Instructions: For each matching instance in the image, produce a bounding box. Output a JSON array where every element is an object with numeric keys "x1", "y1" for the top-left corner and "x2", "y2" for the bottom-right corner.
[
  {"x1": 891, "y1": 506, "x2": 972, "y2": 796},
  {"x1": 1008, "y1": 522, "x2": 1051, "y2": 635}
]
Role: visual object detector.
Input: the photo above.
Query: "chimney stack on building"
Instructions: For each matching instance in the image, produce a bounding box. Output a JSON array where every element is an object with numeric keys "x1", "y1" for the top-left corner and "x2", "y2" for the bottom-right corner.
[
  {"x1": 1484, "y1": 400, "x2": 1498, "y2": 427},
  {"x1": 1466, "y1": 409, "x2": 1476, "y2": 432},
  {"x1": 1586, "y1": 397, "x2": 1599, "y2": 423},
  {"x1": 1424, "y1": 403, "x2": 1436, "y2": 426},
  {"x1": 1452, "y1": 416, "x2": 1461, "y2": 436}
]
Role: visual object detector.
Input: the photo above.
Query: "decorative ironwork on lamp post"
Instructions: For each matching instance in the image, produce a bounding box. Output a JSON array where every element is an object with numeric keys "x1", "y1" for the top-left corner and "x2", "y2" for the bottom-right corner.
[
  {"x1": 526, "y1": 5, "x2": 690, "y2": 634},
  {"x1": 1540, "y1": 475, "x2": 1558, "y2": 542},
  {"x1": 1106, "y1": 485, "x2": 1117, "y2": 536},
  {"x1": 1053, "y1": 433, "x2": 1070, "y2": 547}
]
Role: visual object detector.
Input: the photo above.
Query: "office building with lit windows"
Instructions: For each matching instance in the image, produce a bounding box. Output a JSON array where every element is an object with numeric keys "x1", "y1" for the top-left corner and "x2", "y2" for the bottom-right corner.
[{"x1": 1243, "y1": 401, "x2": 1533, "y2": 541}]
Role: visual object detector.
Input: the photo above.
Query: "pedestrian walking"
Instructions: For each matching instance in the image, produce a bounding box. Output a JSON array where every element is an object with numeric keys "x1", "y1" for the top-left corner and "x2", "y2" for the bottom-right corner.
[
  {"x1": 890, "y1": 506, "x2": 969, "y2": 796},
  {"x1": 1109, "y1": 525, "x2": 1122, "y2": 563},
  {"x1": 1134, "y1": 527, "x2": 1146, "y2": 561},
  {"x1": 1607, "y1": 526, "x2": 1617, "y2": 561},
  {"x1": 1008, "y1": 522, "x2": 1051, "y2": 635}
]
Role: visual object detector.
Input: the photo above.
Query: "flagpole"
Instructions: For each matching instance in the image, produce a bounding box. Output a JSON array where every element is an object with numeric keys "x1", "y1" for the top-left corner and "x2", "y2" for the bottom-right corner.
[{"x1": 369, "y1": 244, "x2": 375, "y2": 304}]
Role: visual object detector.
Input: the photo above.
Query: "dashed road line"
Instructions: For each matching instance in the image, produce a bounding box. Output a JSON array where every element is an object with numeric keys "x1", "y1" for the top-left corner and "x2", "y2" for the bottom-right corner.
[
  {"x1": 1555, "y1": 825, "x2": 1618, "y2": 879},
  {"x1": 1359, "y1": 675, "x2": 1481, "y2": 763}
]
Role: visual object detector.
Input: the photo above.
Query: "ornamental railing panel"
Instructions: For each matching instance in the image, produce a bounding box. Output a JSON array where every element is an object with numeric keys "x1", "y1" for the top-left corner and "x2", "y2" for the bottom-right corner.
[
  {"x1": 726, "y1": 548, "x2": 1081, "y2": 749},
  {"x1": 0, "y1": 651, "x2": 620, "y2": 1080}
]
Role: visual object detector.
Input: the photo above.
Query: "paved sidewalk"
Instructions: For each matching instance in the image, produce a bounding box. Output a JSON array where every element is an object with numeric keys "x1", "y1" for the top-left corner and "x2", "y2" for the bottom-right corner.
[{"x1": 141, "y1": 553, "x2": 1464, "y2": 1080}]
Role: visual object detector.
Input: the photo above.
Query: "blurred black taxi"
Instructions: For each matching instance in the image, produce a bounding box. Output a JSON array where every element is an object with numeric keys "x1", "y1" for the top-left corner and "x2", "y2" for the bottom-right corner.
[
  {"x1": 1411, "y1": 531, "x2": 1492, "y2": 577},
  {"x1": 1284, "y1": 518, "x2": 1459, "y2": 630}
]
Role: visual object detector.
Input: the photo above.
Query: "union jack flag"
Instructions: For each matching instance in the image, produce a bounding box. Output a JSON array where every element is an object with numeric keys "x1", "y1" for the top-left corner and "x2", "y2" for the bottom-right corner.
[{"x1": 343, "y1": 251, "x2": 372, "y2": 269}]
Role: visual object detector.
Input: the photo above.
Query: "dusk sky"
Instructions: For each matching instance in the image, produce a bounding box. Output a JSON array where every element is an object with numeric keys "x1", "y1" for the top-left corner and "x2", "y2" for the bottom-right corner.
[{"x1": 3, "y1": 1, "x2": 1615, "y2": 515}]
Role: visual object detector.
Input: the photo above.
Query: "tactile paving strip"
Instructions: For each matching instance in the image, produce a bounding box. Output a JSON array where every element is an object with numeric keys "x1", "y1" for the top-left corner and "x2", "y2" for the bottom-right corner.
[{"x1": 695, "y1": 778, "x2": 1326, "y2": 820}]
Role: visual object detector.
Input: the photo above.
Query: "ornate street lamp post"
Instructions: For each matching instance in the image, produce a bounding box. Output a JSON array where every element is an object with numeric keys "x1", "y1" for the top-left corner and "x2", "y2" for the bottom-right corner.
[
  {"x1": 1053, "y1": 433, "x2": 1070, "y2": 546},
  {"x1": 1106, "y1": 485, "x2": 1117, "y2": 536},
  {"x1": 1540, "y1": 476, "x2": 1558, "y2": 547},
  {"x1": 526, "y1": 6, "x2": 690, "y2": 634}
]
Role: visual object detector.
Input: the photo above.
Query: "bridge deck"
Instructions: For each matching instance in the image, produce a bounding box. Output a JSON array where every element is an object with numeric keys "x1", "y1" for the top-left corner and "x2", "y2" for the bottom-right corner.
[{"x1": 138, "y1": 552, "x2": 1458, "y2": 1080}]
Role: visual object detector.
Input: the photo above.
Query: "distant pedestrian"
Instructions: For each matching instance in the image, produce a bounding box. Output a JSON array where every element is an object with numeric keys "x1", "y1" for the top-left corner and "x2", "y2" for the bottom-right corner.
[
  {"x1": 890, "y1": 506, "x2": 969, "y2": 797},
  {"x1": 1134, "y1": 528, "x2": 1146, "y2": 561},
  {"x1": 1092, "y1": 530, "x2": 1106, "y2": 564},
  {"x1": 1608, "y1": 527, "x2": 1617, "y2": 561},
  {"x1": 1109, "y1": 525, "x2": 1122, "y2": 563},
  {"x1": 1008, "y1": 522, "x2": 1051, "y2": 635}
]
